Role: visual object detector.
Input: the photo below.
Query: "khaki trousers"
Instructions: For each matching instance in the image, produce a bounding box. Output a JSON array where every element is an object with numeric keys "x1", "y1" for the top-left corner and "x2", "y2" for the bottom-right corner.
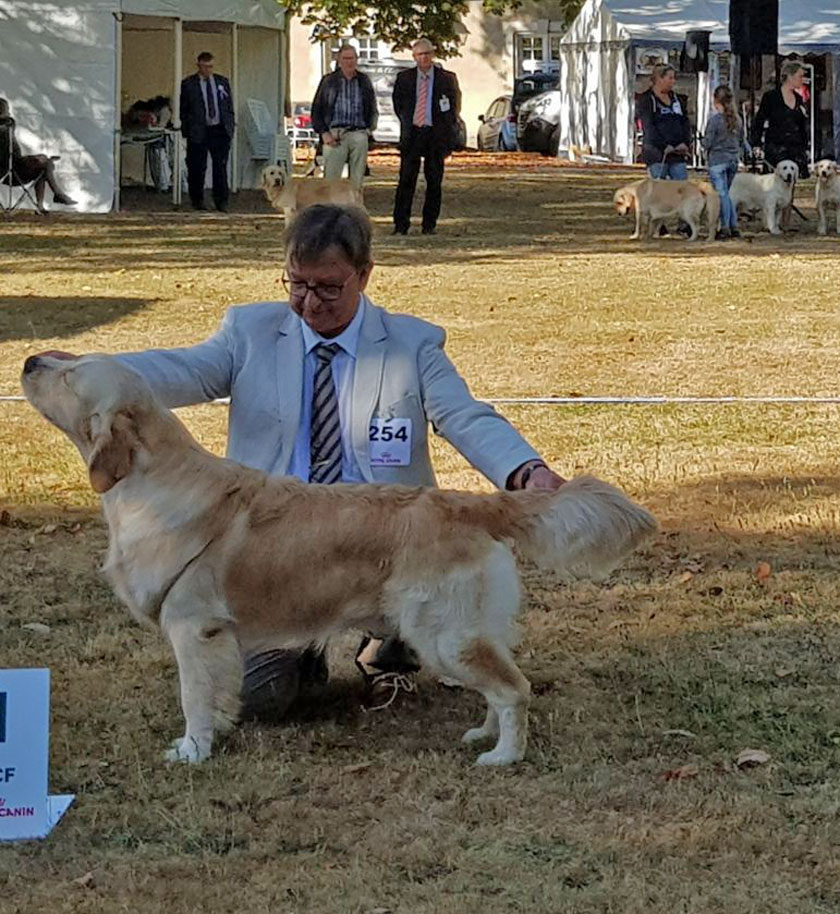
[{"x1": 323, "y1": 129, "x2": 369, "y2": 188}]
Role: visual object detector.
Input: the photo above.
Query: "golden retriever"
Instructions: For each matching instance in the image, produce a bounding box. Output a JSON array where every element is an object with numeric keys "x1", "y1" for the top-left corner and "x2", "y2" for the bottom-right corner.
[
  {"x1": 21, "y1": 353, "x2": 656, "y2": 767},
  {"x1": 814, "y1": 159, "x2": 840, "y2": 235},
  {"x1": 613, "y1": 178, "x2": 720, "y2": 241},
  {"x1": 729, "y1": 159, "x2": 799, "y2": 235},
  {"x1": 261, "y1": 165, "x2": 363, "y2": 221}
]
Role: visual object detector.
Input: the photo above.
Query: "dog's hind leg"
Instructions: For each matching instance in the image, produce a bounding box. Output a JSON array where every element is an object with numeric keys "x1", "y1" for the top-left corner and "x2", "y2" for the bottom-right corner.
[{"x1": 160, "y1": 567, "x2": 242, "y2": 763}]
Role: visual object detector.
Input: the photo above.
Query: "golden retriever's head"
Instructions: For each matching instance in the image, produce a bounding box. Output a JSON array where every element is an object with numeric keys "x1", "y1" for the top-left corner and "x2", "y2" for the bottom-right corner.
[
  {"x1": 261, "y1": 165, "x2": 287, "y2": 195},
  {"x1": 815, "y1": 158, "x2": 838, "y2": 182},
  {"x1": 21, "y1": 354, "x2": 153, "y2": 494},
  {"x1": 775, "y1": 159, "x2": 799, "y2": 184},
  {"x1": 613, "y1": 187, "x2": 635, "y2": 216}
]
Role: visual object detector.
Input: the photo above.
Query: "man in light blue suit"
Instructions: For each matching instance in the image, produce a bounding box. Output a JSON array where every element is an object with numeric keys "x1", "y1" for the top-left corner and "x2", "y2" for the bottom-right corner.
[{"x1": 117, "y1": 205, "x2": 565, "y2": 716}]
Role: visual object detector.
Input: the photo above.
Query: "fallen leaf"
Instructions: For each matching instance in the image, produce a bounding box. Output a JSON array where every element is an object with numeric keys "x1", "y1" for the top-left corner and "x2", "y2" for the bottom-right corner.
[
  {"x1": 38, "y1": 523, "x2": 58, "y2": 535},
  {"x1": 22, "y1": 622, "x2": 50, "y2": 635},
  {"x1": 735, "y1": 749, "x2": 771, "y2": 769},
  {"x1": 755, "y1": 562, "x2": 772, "y2": 581},
  {"x1": 774, "y1": 667, "x2": 795, "y2": 679},
  {"x1": 679, "y1": 571, "x2": 694, "y2": 584},
  {"x1": 72, "y1": 871, "x2": 95, "y2": 889},
  {"x1": 341, "y1": 762, "x2": 372, "y2": 774},
  {"x1": 662, "y1": 764, "x2": 699, "y2": 781},
  {"x1": 662, "y1": 729, "x2": 696, "y2": 739}
]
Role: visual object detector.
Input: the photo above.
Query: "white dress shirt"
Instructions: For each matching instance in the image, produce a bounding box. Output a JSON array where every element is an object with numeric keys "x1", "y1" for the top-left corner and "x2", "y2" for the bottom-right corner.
[{"x1": 289, "y1": 295, "x2": 367, "y2": 483}]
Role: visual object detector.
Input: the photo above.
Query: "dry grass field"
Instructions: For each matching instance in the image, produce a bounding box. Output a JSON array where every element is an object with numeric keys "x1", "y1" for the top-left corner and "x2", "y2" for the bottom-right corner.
[{"x1": 2, "y1": 153, "x2": 840, "y2": 913}]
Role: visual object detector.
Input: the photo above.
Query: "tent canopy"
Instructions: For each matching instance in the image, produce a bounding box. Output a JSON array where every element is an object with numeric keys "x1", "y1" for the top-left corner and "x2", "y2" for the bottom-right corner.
[
  {"x1": 0, "y1": 0, "x2": 285, "y2": 211},
  {"x1": 563, "y1": 0, "x2": 840, "y2": 53}
]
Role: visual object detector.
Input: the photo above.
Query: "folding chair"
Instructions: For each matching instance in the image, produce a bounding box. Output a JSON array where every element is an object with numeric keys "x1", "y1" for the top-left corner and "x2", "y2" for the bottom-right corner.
[{"x1": 0, "y1": 115, "x2": 47, "y2": 214}]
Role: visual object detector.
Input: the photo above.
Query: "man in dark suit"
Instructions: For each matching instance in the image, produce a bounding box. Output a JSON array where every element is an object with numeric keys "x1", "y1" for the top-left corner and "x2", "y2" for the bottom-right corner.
[
  {"x1": 392, "y1": 38, "x2": 461, "y2": 235},
  {"x1": 179, "y1": 51, "x2": 235, "y2": 212}
]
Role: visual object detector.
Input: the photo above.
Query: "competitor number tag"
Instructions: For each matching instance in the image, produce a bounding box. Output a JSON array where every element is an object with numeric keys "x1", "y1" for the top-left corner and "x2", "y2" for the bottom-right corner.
[{"x1": 369, "y1": 418, "x2": 412, "y2": 466}]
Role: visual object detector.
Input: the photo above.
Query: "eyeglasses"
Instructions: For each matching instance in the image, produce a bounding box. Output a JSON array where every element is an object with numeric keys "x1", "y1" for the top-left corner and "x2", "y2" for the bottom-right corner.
[{"x1": 282, "y1": 271, "x2": 357, "y2": 302}]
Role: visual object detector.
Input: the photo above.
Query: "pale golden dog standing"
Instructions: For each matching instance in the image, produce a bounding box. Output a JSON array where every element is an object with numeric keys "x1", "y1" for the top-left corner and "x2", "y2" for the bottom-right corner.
[
  {"x1": 814, "y1": 158, "x2": 840, "y2": 235},
  {"x1": 613, "y1": 178, "x2": 720, "y2": 241},
  {"x1": 261, "y1": 164, "x2": 363, "y2": 222},
  {"x1": 21, "y1": 353, "x2": 657, "y2": 768}
]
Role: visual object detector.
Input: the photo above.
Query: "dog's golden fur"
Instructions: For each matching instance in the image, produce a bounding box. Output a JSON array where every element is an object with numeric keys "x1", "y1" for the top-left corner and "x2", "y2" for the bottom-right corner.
[
  {"x1": 613, "y1": 178, "x2": 720, "y2": 241},
  {"x1": 21, "y1": 354, "x2": 657, "y2": 767},
  {"x1": 260, "y1": 165, "x2": 363, "y2": 221}
]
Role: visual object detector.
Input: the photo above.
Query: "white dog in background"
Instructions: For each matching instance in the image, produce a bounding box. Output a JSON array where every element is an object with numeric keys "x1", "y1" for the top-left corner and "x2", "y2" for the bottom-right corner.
[
  {"x1": 729, "y1": 159, "x2": 799, "y2": 235},
  {"x1": 814, "y1": 159, "x2": 840, "y2": 235},
  {"x1": 261, "y1": 165, "x2": 363, "y2": 222}
]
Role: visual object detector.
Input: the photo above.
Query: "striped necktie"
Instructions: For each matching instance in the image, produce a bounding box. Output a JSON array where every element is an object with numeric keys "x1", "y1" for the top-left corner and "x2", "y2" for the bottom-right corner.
[
  {"x1": 309, "y1": 343, "x2": 342, "y2": 484},
  {"x1": 205, "y1": 79, "x2": 217, "y2": 121},
  {"x1": 413, "y1": 74, "x2": 429, "y2": 127}
]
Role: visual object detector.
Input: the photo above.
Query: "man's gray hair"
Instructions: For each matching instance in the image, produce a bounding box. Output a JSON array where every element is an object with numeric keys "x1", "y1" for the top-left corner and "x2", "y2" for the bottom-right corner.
[
  {"x1": 285, "y1": 205, "x2": 372, "y2": 270},
  {"x1": 337, "y1": 42, "x2": 358, "y2": 56},
  {"x1": 412, "y1": 38, "x2": 435, "y2": 53}
]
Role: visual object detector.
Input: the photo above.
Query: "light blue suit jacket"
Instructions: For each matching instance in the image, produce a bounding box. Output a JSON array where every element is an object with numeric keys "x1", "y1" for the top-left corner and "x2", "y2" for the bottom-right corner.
[{"x1": 118, "y1": 299, "x2": 539, "y2": 489}]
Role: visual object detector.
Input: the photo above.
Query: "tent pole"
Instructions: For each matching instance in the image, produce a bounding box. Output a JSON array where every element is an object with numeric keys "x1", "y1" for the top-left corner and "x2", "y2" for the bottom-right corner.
[
  {"x1": 231, "y1": 23, "x2": 239, "y2": 193},
  {"x1": 173, "y1": 18, "x2": 183, "y2": 206},
  {"x1": 114, "y1": 12, "x2": 123, "y2": 212}
]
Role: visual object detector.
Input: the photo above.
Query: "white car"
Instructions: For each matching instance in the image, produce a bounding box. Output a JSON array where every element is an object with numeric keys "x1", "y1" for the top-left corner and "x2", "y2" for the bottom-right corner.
[{"x1": 517, "y1": 90, "x2": 562, "y2": 156}]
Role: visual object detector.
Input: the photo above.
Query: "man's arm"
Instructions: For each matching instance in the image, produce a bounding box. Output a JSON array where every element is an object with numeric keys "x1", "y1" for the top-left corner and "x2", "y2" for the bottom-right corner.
[
  {"x1": 418, "y1": 333, "x2": 564, "y2": 491},
  {"x1": 115, "y1": 308, "x2": 237, "y2": 408},
  {"x1": 311, "y1": 74, "x2": 330, "y2": 137}
]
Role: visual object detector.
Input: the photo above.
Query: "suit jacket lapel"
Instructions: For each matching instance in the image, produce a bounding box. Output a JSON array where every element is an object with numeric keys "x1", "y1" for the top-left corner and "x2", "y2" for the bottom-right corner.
[
  {"x1": 351, "y1": 299, "x2": 386, "y2": 482},
  {"x1": 275, "y1": 308, "x2": 304, "y2": 475}
]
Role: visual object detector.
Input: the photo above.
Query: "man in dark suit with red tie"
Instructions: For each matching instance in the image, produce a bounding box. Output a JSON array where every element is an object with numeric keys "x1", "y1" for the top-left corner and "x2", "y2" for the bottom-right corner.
[
  {"x1": 180, "y1": 51, "x2": 235, "y2": 212},
  {"x1": 392, "y1": 38, "x2": 461, "y2": 235}
]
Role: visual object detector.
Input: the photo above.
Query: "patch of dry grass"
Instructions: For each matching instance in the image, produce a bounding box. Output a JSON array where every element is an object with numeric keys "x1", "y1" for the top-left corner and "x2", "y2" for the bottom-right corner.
[{"x1": 2, "y1": 159, "x2": 840, "y2": 913}]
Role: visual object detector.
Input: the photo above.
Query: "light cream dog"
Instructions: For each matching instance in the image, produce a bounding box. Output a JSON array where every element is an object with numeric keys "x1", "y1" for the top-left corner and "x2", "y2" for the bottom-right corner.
[
  {"x1": 729, "y1": 159, "x2": 799, "y2": 235},
  {"x1": 613, "y1": 178, "x2": 720, "y2": 241},
  {"x1": 21, "y1": 353, "x2": 657, "y2": 768},
  {"x1": 261, "y1": 165, "x2": 363, "y2": 221},
  {"x1": 814, "y1": 159, "x2": 840, "y2": 235}
]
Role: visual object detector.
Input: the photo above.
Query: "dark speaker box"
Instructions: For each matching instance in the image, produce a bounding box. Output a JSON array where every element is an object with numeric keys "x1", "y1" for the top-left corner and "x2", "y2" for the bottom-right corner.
[
  {"x1": 730, "y1": 0, "x2": 779, "y2": 56},
  {"x1": 681, "y1": 30, "x2": 711, "y2": 72}
]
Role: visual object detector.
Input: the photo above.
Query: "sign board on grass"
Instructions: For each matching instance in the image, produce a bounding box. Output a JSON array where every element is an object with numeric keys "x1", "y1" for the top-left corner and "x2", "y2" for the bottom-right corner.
[{"x1": 0, "y1": 669, "x2": 74, "y2": 841}]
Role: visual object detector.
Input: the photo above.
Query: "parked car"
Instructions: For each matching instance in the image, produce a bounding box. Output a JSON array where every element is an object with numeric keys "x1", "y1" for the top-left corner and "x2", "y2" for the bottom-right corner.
[
  {"x1": 517, "y1": 89, "x2": 562, "y2": 156},
  {"x1": 512, "y1": 72, "x2": 559, "y2": 113},
  {"x1": 477, "y1": 95, "x2": 517, "y2": 151},
  {"x1": 286, "y1": 102, "x2": 317, "y2": 147}
]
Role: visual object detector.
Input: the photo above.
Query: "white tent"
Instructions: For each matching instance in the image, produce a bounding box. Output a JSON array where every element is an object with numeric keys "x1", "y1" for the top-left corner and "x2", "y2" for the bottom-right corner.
[
  {"x1": 557, "y1": 0, "x2": 840, "y2": 163},
  {"x1": 0, "y1": 0, "x2": 286, "y2": 211}
]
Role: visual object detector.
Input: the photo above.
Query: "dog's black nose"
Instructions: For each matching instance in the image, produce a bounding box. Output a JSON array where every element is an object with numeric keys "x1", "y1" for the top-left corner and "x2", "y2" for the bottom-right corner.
[{"x1": 22, "y1": 355, "x2": 43, "y2": 375}]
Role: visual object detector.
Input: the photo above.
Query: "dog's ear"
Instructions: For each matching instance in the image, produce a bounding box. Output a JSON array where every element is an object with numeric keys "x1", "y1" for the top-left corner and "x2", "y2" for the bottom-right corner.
[{"x1": 88, "y1": 410, "x2": 137, "y2": 493}]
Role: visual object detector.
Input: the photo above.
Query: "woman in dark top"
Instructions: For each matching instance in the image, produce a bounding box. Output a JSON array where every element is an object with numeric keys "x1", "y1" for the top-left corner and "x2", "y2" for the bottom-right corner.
[
  {"x1": 751, "y1": 60, "x2": 810, "y2": 178},
  {"x1": 0, "y1": 97, "x2": 76, "y2": 210},
  {"x1": 637, "y1": 64, "x2": 692, "y2": 180}
]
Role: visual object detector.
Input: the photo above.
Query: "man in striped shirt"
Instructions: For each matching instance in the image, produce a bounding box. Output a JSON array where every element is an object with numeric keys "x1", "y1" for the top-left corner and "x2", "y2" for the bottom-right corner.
[{"x1": 311, "y1": 44, "x2": 378, "y2": 189}]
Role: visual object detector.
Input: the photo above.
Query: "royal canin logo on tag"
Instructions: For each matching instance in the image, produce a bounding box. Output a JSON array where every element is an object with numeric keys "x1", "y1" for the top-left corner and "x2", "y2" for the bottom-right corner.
[{"x1": 0, "y1": 797, "x2": 35, "y2": 818}]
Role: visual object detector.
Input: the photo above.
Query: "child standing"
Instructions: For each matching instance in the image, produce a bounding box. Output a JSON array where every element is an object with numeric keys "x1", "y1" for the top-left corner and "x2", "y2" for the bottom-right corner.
[{"x1": 702, "y1": 86, "x2": 744, "y2": 239}]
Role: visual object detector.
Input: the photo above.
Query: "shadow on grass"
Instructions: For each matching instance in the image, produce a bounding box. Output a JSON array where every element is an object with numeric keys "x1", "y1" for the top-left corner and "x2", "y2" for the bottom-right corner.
[{"x1": 0, "y1": 295, "x2": 152, "y2": 341}]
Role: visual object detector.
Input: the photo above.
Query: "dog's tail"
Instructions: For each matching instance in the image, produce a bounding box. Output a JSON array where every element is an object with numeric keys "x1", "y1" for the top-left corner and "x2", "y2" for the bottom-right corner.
[
  {"x1": 697, "y1": 181, "x2": 721, "y2": 238},
  {"x1": 445, "y1": 476, "x2": 657, "y2": 580}
]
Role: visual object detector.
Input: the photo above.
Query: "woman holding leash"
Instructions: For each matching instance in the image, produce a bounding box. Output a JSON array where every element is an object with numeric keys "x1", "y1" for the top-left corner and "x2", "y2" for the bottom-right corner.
[
  {"x1": 703, "y1": 85, "x2": 744, "y2": 240},
  {"x1": 637, "y1": 64, "x2": 692, "y2": 181},
  {"x1": 637, "y1": 64, "x2": 693, "y2": 236},
  {"x1": 751, "y1": 59, "x2": 810, "y2": 179}
]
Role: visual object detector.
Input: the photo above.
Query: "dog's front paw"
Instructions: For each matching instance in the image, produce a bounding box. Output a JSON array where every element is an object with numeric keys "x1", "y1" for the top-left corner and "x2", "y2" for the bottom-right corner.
[
  {"x1": 164, "y1": 735, "x2": 210, "y2": 764},
  {"x1": 475, "y1": 747, "x2": 524, "y2": 766}
]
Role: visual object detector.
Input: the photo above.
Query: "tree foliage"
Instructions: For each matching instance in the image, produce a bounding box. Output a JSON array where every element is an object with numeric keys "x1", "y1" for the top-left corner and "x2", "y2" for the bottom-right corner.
[{"x1": 284, "y1": 1, "x2": 582, "y2": 58}]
